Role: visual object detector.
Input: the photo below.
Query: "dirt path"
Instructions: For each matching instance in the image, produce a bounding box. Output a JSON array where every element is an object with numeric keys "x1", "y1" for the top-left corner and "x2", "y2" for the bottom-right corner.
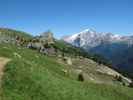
[
  {"x1": 0, "y1": 57, "x2": 10, "y2": 86},
  {"x1": 0, "y1": 57, "x2": 10, "y2": 98}
]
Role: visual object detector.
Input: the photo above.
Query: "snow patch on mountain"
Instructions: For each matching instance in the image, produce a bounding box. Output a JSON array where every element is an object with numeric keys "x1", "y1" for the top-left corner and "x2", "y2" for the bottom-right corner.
[{"x1": 62, "y1": 28, "x2": 133, "y2": 49}]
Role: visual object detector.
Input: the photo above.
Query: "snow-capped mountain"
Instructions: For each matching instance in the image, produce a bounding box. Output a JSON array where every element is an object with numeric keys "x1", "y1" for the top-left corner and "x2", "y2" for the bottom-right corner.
[
  {"x1": 62, "y1": 29, "x2": 133, "y2": 77},
  {"x1": 62, "y1": 29, "x2": 133, "y2": 49}
]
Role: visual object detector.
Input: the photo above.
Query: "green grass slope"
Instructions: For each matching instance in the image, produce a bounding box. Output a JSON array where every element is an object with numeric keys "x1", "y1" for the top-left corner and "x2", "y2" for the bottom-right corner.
[
  {"x1": 0, "y1": 44, "x2": 133, "y2": 100},
  {"x1": 0, "y1": 28, "x2": 32, "y2": 39},
  {"x1": 54, "y1": 40, "x2": 112, "y2": 67}
]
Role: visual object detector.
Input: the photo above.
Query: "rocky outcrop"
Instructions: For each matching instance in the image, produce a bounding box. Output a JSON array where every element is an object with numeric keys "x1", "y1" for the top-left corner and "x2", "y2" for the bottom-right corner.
[
  {"x1": 40, "y1": 31, "x2": 54, "y2": 45},
  {"x1": 63, "y1": 57, "x2": 72, "y2": 65}
]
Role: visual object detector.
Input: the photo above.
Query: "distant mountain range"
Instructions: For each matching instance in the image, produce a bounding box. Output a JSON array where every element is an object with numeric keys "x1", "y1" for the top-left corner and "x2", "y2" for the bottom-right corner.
[{"x1": 62, "y1": 29, "x2": 133, "y2": 77}]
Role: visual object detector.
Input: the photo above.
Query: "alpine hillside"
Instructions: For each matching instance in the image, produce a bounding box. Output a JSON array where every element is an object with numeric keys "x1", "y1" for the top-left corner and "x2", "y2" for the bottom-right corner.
[{"x1": 0, "y1": 28, "x2": 133, "y2": 100}]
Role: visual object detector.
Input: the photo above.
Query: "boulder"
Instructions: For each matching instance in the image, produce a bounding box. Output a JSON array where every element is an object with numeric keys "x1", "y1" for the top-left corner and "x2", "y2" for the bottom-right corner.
[
  {"x1": 63, "y1": 57, "x2": 72, "y2": 65},
  {"x1": 66, "y1": 57, "x2": 72, "y2": 65}
]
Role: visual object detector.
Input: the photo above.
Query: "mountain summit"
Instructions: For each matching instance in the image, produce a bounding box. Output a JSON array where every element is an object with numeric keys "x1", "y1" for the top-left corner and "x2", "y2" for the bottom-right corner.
[{"x1": 62, "y1": 28, "x2": 133, "y2": 49}]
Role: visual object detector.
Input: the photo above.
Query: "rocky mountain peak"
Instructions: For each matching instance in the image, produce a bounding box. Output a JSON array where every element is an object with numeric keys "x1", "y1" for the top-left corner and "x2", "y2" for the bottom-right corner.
[{"x1": 62, "y1": 28, "x2": 133, "y2": 49}]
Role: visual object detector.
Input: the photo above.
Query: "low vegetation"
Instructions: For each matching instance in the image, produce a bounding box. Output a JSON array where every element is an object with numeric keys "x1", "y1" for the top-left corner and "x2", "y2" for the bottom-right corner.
[
  {"x1": 0, "y1": 28, "x2": 32, "y2": 39},
  {"x1": 0, "y1": 44, "x2": 133, "y2": 100},
  {"x1": 0, "y1": 28, "x2": 133, "y2": 100},
  {"x1": 53, "y1": 40, "x2": 112, "y2": 67}
]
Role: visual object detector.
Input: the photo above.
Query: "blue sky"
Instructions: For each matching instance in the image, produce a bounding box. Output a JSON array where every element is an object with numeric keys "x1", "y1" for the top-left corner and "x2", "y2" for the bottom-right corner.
[{"x1": 0, "y1": 0, "x2": 133, "y2": 38}]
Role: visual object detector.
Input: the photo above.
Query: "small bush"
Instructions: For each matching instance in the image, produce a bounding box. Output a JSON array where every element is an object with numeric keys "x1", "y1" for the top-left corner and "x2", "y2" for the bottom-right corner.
[{"x1": 78, "y1": 73, "x2": 84, "y2": 82}]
